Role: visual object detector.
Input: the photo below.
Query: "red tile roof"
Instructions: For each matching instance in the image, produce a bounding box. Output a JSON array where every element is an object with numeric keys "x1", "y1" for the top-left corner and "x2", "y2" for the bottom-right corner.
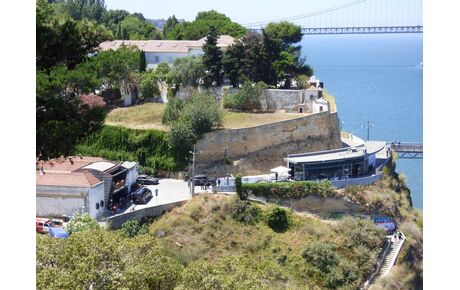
[
  {"x1": 99, "y1": 35, "x2": 235, "y2": 53},
  {"x1": 36, "y1": 156, "x2": 107, "y2": 173},
  {"x1": 36, "y1": 171, "x2": 102, "y2": 188}
]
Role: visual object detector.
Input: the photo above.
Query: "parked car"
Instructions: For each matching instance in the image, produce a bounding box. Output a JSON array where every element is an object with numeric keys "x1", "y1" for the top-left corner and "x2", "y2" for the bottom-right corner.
[
  {"x1": 193, "y1": 175, "x2": 213, "y2": 186},
  {"x1": 131, "y1": 187, "x2": 153, "y2": 204},
  {"x1": 49, "y1": 227, "x2": 69, "y2": 238},
  {"x1": 137, "y1": 174, "x2": 159, "y2": 185},
  {"x1": 36, "y1": 218, "x2": 55, "y2": 234}
]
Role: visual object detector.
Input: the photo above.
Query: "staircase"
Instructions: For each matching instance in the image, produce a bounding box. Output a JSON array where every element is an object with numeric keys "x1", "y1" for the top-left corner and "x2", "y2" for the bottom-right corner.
[
  {"x1": 361, "y1": 232, "x2": 406, "y2": 289},
  {"x1": 378, "y1": 233, "x2": 405, "y2": 277}
]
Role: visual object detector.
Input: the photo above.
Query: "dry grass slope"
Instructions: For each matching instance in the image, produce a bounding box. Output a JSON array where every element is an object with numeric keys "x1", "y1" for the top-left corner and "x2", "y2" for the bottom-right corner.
[{"x1": 105, "y1": 102, "x2": 305, "y2": 130}]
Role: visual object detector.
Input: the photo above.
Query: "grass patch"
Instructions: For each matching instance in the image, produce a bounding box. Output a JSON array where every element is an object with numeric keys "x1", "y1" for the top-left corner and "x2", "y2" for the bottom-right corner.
[
  {"x1": 105, "y1": 102, "x2": 305, "y2": 131},
  {"x1": 222, "y1": 110, "x2": 305, "y2": 129},
  {"x1": 105, "y1": 103, "x2": 168, "y2": 131}
]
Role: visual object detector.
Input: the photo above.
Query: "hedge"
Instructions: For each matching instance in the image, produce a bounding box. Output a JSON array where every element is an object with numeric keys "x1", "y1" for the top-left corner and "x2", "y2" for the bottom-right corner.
[
  {"x1": 74, "y1": 125, "x2": 180, "y2": 174},
  {"x1": 242, "y1": 180, "x2": 335, "y2": 199}
]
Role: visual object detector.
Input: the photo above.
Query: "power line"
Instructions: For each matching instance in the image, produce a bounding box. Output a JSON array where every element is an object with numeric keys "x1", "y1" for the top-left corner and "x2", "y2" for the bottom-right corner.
[{"x1": 243, "y1": 0, "x2": 368, "y2": 27}]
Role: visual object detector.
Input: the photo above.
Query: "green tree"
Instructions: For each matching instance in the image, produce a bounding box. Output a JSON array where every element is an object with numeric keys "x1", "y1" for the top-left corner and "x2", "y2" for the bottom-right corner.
[
  {"x1": 139, "y1": 70, "x2": 160, "y2": 99},
  {"x1": 66, "y1": 213, "x2": 100, "y2": 234},
  {"x1": 162, "y1": 97, "x2": 185, "y2": 125},
  {"x1": 170, "y1": 56, "x2": 204, "y2": 88},
  {"x1": 56, "y1": 0, "x2": 107, "y2": 22},
  {"x1": 120, "y1": 14, "x2": 162, "y2": 40},
  {"x1": 139, "y1": 50, "x2": 146, "y2": 72},
  {"x1": 169, "y1": 120, "x2": 196, "y2": 165},
  {"x1": 235, "y1": 174, "x2": 246, "y2": 200},
  {"x1": 163, "y1": 15, "x2": 179, "y2": 37},
  {"x1": 37, "y1": 1, "x2": 112, "y2": 70},
  {"x1": 266, "y1": 207, "x2": 290, "y2": 233},
  {"x1": 179, "y1": 93, "x2": 222, "y2": 135},
  {"x1": 264, "y1": 21, "x2": 303, "y2": 47},
  {"x1": 222, "y1": 40, "x2": 244, "y2": 87},
  {"x1": 183, "y1": 10, "x2": 246, "y2": 40},
  {"x1": 202, "y1": 26, "x2": 223, "y2": 87},
  {"x1": 116, "y1": 22, "x2": 122, "y2": 38}
]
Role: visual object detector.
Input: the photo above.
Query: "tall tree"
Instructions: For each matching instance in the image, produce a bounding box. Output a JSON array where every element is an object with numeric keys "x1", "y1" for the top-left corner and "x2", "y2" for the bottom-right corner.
[
  {"x1": 202, "y1": 26, "x2": 223, "y2": 87},
  {"x1": 163, "y1": 15, "x2": 179, "y2": 38},
  {"x1": 139, "y1": 50, "x2": 146, "y2": 72},
  {"x1": 116, "y1": 22, "x2": 122, "y2": 39},
  {"x1": 222, "y1": 40, "x2": 244, "y2": 87}
]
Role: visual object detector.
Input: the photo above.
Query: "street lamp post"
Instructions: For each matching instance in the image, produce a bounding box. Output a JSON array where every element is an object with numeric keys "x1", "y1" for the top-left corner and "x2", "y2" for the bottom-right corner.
[{"x1": 361, "y1": 121, "x2": 374, "y2": 141}]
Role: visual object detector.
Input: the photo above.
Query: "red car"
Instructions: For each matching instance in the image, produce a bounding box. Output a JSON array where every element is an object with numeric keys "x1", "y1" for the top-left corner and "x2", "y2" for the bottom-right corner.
[{"x1": 36, "y1": 218, "x2": 55, "y2": 234}]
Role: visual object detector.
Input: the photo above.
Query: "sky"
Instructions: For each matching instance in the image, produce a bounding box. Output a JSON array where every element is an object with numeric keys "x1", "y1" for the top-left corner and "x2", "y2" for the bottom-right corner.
[{"x1": 105, "y1": 0, "x2": 422, "y2": 28}]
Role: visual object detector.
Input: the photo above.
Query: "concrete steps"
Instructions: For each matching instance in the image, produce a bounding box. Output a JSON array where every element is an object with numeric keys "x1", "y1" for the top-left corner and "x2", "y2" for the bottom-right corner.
[{"x1": 361, "y1": 232, "x2": 406, "y2": 289}]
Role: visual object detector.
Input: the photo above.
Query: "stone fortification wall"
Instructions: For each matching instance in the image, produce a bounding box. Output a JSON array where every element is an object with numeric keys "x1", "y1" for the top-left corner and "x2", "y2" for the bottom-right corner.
[{"x1": 195, "y1": 111, "x2": 342, "y2": 177}]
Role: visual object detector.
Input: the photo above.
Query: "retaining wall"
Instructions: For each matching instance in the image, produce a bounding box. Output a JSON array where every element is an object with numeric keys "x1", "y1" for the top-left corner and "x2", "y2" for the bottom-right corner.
[
  {"x1": 196, "y1": 111, "x2": 341, "y2": 164},
  {"x1": 106, "y1": 200, "x2": 187, "y2": 229}
]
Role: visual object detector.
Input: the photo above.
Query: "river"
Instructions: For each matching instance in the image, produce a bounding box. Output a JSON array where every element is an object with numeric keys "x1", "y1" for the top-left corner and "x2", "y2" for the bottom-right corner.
[{"x1": 300, "y1": 34, "x2": 423, "y2": 209}]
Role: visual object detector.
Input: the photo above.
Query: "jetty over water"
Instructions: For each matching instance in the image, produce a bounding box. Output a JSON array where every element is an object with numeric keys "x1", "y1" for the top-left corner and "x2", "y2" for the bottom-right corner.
[{"x1": 388, "y1": 142, "x2": 423, "y2": 159}]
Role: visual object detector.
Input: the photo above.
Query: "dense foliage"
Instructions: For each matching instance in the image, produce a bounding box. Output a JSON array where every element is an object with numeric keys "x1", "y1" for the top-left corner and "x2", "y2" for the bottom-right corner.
[
  {"x1": 169, "y1": 56, "x2": 205, "y2": 88},
  {"x1": 121, "y1": 219, "x2": 148, "y2": 237},
  {"x1": 74, "y1": 125, "x2": 178, "y2": 173},
  {"x1": 167, "y1": 93, "x2": 223, "y2": 164},
  {"x1": 202, "y1": 26, "x2": 223, "y2": 87},
  {"x1": 66, "y1": 213, "x2": 100, "y2": 235},
  {"x1": 265, "y1": 207, "x2": 291, "y2": 233},
  {"x1": 242, "y1": 180, "x2": 336, "y2": 199},
  {"x1": 164, "y1": 10, "x2": 246, "y2": 40},
  {"x1": 223, "y1": 80, "x2": 268, "y2": 111},
  {"x1": 221, "y1": 22, "x2": 313, "y2": 88},
  {"x1": 37, "y1": 194, "x2": 389, "y2": 289}
]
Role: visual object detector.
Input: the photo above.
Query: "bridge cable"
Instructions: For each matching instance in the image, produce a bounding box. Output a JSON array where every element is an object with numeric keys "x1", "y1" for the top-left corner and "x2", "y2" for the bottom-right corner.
[{"x1": 242, "y1": 0, "x2": 369, "y2": 27}]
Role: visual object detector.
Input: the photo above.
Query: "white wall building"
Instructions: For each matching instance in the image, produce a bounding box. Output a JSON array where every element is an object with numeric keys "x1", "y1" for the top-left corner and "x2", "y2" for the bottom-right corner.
[
  {"x1": 36, "y1": 156, "x2": 139, "y2": 219},
  {"x1": 99, "y1": 35, "x2": 235, "y2": 69}
]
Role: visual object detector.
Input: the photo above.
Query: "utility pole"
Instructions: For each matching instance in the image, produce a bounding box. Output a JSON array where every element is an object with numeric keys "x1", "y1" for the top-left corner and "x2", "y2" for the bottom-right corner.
[
  {"x1": 223, "y1": 147, "x2": 228, "y2": 174},
  {"x1": 189, "y1": 145, "x2": 202, "y2": 195},
  {"x1": 361, "y1": 121, "x2": 374, "y2": 141}
]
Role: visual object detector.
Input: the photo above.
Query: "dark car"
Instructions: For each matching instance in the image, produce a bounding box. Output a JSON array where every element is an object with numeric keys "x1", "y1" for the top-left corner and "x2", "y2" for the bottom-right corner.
[
  {"x1": 137, "y1": 174, "x2": 159, "y2": 185},
  {"x1": 131, "y1": 187, "x2": 153, "y2": 204},
  {"x1": 193, "y1": 175, "x2": 213, "y2": 186}
]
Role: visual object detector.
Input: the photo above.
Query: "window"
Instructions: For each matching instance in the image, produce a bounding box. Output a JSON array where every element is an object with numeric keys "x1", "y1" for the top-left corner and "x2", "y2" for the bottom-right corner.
[
  {"x1": 155, "y1": 56, "x2": 159, "y2": 63},
  {"x1": 100, "y1": 200, "x2": 104, "y2": 208},
  {"x1": 96, "y1": 202, "x2": 100, "y2": 210}
]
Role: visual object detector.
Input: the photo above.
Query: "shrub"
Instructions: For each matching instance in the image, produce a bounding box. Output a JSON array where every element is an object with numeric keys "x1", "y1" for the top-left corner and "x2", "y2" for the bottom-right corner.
[
  {"x1": 225, "y1": 198, "x2": 261, "y2": 225},
  {"x1": 66, "y1": 213, "x2": 100, "y2": 235},
  {"x1": 265, "y1": 207, "x2": 290, "y2": 233},
  {"x1": 223, "y1": 80, "x2": 267, "y2": 111},
  {"x1": 162, "y1": 96, "x2": 185, "y2": 125},
  {"x1": 139, "y1": 70, "x2": 161, "y2": 99},
  {"x1": 242, "y1": 180, "x2": 335, "y2": 199},
  {"x1": 235, "y1": 174, "x2": 245, "y2": 200},
  {"x1": 121, "y1": 219, "x2": 148, "y2": 237},
  {"x1": 179, "y1": 93, "x2": 222, "y2": 135},
  {"x1": 170, "y1": 56, "x2": 204, "y2": 87}
]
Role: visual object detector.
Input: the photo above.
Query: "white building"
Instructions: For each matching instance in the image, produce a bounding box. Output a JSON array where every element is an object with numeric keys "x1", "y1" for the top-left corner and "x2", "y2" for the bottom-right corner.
[
  {"x1": 99, "y1": 35, "x2": 235, "y2": 69},
  {"x1": 36, "y1": 156, "x2": 139, "y2": 219}
]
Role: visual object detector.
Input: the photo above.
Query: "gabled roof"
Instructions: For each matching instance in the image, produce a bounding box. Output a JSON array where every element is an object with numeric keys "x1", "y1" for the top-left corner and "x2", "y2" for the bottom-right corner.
[{"x1": 36, "y1": 171, "x2": 102, "y2": 188}]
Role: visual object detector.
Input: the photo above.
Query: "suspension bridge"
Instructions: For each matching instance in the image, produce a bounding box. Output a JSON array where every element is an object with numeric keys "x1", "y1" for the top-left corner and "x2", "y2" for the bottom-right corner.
[{"x1": 245, "y1": 0, "x2": 422, "y2": 35}]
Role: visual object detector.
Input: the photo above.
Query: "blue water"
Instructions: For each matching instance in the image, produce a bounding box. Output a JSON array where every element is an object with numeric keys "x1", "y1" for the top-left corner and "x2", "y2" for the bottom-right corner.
[{"x1": 300, "y1": 34, "x2": 423, "y2": 209}]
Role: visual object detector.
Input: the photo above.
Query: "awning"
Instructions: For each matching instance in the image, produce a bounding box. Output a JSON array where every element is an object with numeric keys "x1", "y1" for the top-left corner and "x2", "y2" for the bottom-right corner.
[{"x1": 270, "y1": 166, "x2": 291, "y2": 174}]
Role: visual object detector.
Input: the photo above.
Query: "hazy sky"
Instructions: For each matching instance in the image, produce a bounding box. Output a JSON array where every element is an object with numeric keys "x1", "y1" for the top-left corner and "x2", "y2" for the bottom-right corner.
[{"x1": 105, "y1": 0, "x2": 422, "y2": 27}]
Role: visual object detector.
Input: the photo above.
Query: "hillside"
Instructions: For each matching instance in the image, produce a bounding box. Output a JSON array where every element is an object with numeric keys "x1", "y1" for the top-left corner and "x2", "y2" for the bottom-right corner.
[{"x1": 37, "y1": 194, "x2": 387, "y2": 289}]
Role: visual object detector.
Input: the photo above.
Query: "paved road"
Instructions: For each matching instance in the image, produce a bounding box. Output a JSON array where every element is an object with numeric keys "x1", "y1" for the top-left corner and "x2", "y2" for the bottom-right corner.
[{"x1": 125, "y1": 179, "x2": 211, "y2": 212}]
